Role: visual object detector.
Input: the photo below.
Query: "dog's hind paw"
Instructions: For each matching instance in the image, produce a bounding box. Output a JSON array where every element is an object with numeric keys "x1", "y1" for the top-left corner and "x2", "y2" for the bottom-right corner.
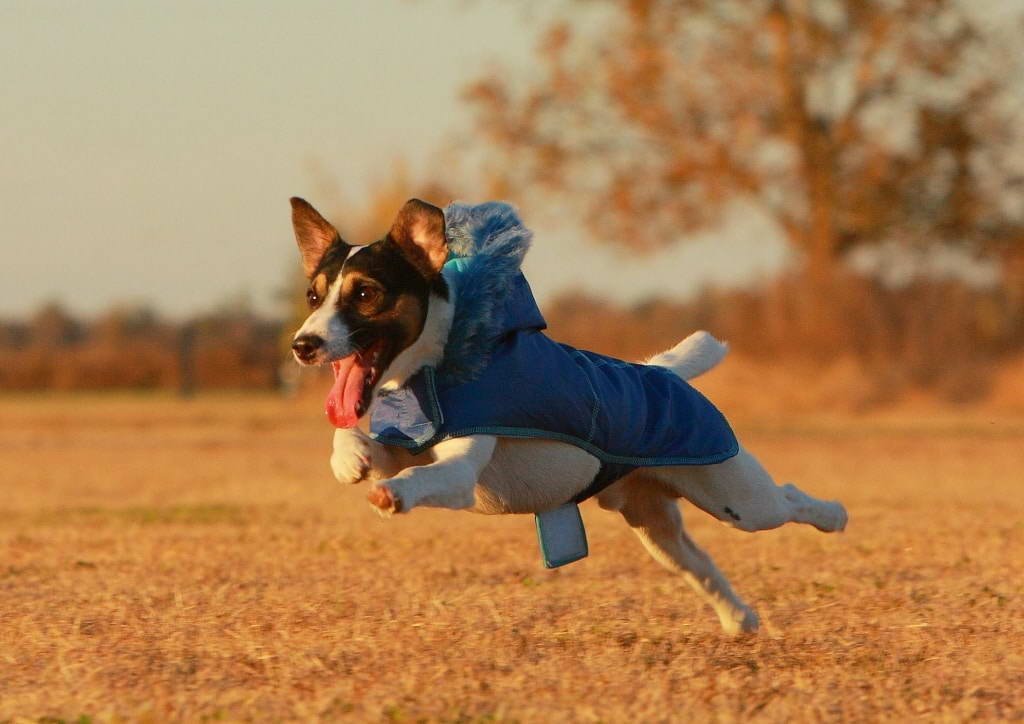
[
  {"x1": 720, "y1": 607, "x2": 760, "y2": 636},
  {"x1": 814, "y1": 500, "x2": 848, "y2": 533},
  {"x1": 738, "y1": 609, "x2": 760, "y2": 634},
  {"x1": 367, "y1": 484, "x2": 402, "y2": 516}
]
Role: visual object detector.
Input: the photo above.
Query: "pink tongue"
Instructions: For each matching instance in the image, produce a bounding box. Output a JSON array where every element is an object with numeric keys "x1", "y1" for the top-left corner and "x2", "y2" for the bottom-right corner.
[{"x1": 325, "y1": 355, "x2": 370, "y2": 428}]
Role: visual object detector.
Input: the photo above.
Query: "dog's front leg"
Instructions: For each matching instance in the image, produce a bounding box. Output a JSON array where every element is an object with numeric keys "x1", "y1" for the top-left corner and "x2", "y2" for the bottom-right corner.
[
  {"x1": 331, "y1": 427, "x2": 417, "y2": 485},
  {"x1": 330, "y1": 427, "x2": 374, "y2": 484},
  {"x1": 367, "y1": 435, "x2": 496, "y2": 515}
]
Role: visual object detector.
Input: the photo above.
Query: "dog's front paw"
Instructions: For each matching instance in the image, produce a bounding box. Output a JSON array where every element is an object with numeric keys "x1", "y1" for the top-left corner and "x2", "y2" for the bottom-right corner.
[
  {"x1": 367, "y1": 484, "x2": 403, "y2": 516},
  {"x1": 330, "y1": 430, "x2": 371, "y2": 484}
]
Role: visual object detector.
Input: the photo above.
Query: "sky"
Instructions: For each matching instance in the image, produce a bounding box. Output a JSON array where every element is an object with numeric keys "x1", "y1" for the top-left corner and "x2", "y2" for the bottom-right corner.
[{"x1": 0, "y1": 0, "x2": 791, "y2": 320}]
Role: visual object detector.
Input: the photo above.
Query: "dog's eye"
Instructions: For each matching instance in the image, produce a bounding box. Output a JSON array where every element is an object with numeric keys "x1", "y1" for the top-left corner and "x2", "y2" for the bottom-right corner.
[
  {"x1": 356, "y1": 285, "x2": 380, "y2": 303},
  {"x1": 306, "y1": 288, "x2": 320, "y2": 308}
]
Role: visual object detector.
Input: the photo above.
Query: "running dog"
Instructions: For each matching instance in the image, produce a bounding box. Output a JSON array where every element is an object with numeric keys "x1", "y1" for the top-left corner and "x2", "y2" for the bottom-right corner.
[{"x1": 288, "y1": 196, "x2": 848, "y2": 634}]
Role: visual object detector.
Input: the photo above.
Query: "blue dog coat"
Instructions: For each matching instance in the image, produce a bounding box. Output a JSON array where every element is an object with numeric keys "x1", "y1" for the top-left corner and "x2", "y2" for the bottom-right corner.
[{"x1": 367, "y1": 202, "x2": 739, "y2": 503}]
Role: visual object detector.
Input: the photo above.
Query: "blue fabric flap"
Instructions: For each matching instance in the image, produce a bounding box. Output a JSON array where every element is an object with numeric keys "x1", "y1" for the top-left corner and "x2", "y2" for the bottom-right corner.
[{"x1": 369, "y1": 369, "x2": 441, "y2": 447}]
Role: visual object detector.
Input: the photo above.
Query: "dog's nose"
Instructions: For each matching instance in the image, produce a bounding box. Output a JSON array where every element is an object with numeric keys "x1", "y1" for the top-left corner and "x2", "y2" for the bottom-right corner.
[{"x1": 291, "y1": 334, "x2": 324, "y2": 362}]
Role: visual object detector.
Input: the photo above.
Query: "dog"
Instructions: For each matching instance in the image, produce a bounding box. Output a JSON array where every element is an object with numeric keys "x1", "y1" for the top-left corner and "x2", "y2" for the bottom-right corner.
[{"x1": 288, "y1": 196, "x2": 848, "y2": 635}]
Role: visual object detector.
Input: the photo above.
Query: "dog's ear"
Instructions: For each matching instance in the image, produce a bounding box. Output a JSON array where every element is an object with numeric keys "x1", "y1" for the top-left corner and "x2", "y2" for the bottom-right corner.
[
  {"x1": 388, "y1": 199, "x2": 447, "y2": 279},
  {"x1": 290, "y1": 197, "x2": 347, "y2": 278}
]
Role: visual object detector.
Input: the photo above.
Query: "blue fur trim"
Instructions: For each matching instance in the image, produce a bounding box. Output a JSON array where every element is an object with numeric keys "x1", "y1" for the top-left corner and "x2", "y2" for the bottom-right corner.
[{"x1": 439, "y1": 201, "x2": 532, "y2": 384}]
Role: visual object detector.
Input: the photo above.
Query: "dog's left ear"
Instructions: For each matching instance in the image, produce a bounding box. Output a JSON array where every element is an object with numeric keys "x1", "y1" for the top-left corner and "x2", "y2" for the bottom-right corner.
[{"x1": 388, "y1": 199, "x2": 447, "y2": 279}]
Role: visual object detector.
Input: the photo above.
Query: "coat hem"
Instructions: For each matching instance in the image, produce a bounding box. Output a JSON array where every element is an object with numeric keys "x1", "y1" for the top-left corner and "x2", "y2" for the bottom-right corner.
[{"x1": 372, "y1": 423, "x2": 740, "y2": 468}]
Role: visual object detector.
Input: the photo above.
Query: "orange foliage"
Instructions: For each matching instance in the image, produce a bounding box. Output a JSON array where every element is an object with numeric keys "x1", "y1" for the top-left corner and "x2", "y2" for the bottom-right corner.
[{"x1": 464, "y1": 0, "x2": 1024, "y2": 270}]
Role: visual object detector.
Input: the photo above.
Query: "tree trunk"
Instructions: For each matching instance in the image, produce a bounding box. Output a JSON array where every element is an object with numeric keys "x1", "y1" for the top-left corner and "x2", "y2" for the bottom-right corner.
[{"x1": 768, "y1": 1, "x2": 841, "y2": 279}]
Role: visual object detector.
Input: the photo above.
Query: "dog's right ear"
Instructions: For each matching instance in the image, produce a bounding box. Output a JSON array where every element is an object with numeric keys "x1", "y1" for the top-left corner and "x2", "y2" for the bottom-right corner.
[
  {"x1": 290, "y1": 197, "x2": 346, "y2": 278},
  {"x1": 388, "y1": 198, "x2": 448, "y2": 280}
]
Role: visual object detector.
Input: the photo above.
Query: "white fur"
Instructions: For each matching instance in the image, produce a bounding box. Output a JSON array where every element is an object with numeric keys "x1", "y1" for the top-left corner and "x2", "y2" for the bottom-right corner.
[
  {"x1": 331, "y1": 426, "x2": 372, "y2": 484},
  {"x1": 293, "y1": 273, "x2": 351, "y2": 363},
  {"x1": 646, "y1": 330, "x2": 729, "y2": 380},
  {"x1": 377, "y1": 290, "x2": 453, "y2": 393},
  {"x1": 332, "y1": 296, "x2": 848, "y2": 635}
]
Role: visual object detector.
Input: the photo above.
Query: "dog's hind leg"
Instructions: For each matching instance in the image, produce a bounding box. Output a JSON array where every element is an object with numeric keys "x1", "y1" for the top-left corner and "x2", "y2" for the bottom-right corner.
[
  {"x1": 652, "y1": 448, "x2": 848, "y2": 534},
  {"x1": 598, "y1": 476, "x2": 759, "y2": 635}
]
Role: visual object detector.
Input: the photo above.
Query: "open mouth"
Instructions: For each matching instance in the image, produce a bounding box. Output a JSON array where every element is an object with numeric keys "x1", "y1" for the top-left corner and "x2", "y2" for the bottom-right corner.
[{"x1": 324, "y1": 340, "x2": 386, "y2": 428}]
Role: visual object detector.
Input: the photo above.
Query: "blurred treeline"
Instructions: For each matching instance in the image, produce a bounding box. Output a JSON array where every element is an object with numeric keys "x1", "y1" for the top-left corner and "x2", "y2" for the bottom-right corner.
[
  {"x1": 545, "y1": 275, "x2": 1020, "y2": 404},
  {"x1": 4, "y1": 264, "x2": 1018, "y2": 402},
  {"x1": 0, "y1": 302, "x2": 282, "y2": 393}
]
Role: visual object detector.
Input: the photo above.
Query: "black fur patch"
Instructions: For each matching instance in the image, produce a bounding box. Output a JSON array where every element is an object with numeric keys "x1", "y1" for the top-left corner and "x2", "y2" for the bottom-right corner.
[{"x1": 310, "y1": 238, "x2": 353, "y2": 285}]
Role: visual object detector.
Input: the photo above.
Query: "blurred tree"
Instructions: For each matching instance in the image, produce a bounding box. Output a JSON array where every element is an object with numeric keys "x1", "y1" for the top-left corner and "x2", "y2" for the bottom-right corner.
[
  {"x1": 465, "y1": 0, "x2": 1024, "y2": 276},
  {"x1": 92, "y1": 303, "x2": 160, "y2": 345},
  {"x1": 29, "y1": 301, "x2": 81, "y2": 347}
]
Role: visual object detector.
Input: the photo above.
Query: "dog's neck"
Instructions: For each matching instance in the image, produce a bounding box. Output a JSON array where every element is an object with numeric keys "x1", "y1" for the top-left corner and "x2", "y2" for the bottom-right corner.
[{"x1": 376, "y1": 290, "x2": 454, "y2": 393}]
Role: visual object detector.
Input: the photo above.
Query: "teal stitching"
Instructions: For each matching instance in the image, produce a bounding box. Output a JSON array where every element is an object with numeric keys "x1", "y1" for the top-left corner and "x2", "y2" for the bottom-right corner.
[
  {"x1": 376, "y1": 423, "x2": 739, "y2": 467},
  {"x1": 424, "y1": 366, "x2": 445, "y2": 427}
]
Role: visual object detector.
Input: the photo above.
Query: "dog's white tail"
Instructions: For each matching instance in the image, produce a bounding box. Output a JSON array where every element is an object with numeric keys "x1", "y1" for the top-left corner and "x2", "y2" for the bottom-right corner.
[{"x1": 646, "y1": 330, "x2": 728, "y2": 381}]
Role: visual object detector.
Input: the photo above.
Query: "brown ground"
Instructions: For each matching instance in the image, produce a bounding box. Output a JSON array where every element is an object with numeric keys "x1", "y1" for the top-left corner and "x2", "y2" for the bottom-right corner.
[{"x1": 1, "y1": 388, "x2": 1022, "y2": 722}]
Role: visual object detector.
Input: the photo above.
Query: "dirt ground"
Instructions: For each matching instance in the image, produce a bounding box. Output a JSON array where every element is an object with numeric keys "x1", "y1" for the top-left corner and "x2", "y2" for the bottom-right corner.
[{"x1": 1, "y1": 392, "x2": 1022, "y2": 722}]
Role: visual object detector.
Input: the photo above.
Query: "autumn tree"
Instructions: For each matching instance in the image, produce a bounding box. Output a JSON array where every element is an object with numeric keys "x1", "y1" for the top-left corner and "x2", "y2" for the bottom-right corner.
[{"x1": 465, "y1": 0, "x2": 1024, "y2": 277}]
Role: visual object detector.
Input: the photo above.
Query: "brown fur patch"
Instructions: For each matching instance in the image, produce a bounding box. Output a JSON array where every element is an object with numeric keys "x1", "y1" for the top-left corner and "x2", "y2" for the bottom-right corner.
[
  {"x1": 387, "y1": 294, "x2": 428, "y2": 349},
  {"x1": 307, "y1": 273, "x2": 328, "y2": 309}
]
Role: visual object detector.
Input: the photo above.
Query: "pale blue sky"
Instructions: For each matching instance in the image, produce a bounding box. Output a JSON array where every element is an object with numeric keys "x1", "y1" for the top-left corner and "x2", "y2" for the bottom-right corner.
[{"x1": 0, "y1": 0, "x2": 788, "y2": 319}]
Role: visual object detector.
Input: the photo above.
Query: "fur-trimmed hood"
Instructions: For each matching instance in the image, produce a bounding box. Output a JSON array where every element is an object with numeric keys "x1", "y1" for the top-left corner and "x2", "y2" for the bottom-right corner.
[{"x1": 438, "y1": 201, "x2": 543, "y2": 384}]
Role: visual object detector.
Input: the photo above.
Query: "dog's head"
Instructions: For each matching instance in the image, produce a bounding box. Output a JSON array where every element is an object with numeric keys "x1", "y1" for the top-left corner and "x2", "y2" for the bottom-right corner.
[{"x1": 289, "y1": 197, "x2": 452, "y2": 427}]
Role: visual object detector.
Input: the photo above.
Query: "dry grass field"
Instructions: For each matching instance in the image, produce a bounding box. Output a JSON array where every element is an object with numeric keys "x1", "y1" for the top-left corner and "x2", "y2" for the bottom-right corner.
[{"x1": 1, "y1": 389, "x2": 1022, "y2": 722}]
